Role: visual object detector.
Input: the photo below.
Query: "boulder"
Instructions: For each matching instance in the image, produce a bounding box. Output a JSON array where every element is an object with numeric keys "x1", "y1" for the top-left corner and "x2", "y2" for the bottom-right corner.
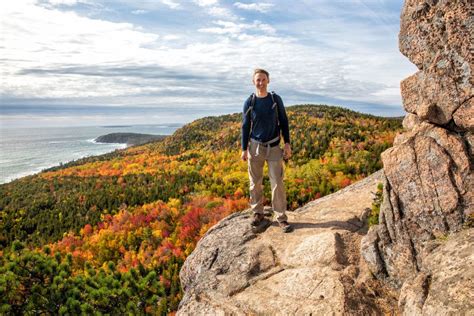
[
  {"x1": 399, "y1": 0, "x2": 472, "y2": 126},
  {"x1": 399, "y1": 0, "x2": 471, "y2": 102}
]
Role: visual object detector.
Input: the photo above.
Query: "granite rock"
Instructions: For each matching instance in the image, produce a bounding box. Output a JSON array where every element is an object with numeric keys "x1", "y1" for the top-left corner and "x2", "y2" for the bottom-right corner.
[
  {"x1": 178, "y1": 171, "x2": 397, "y2": 315},
  {"x1": 398, "y1": 229, "x2": 474, "y2": 315},
  {"x1": 361, "y1": 1, "x2": 474, "y2": 315},
  {"x1": 399, "y1": 0, "x2": 472, "y2": 126}
]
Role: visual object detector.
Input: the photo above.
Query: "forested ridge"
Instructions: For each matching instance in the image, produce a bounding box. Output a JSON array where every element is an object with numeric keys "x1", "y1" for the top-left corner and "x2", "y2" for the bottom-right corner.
[{"x1": 0, "y1": 104, "x2": 402, "y2": 314}]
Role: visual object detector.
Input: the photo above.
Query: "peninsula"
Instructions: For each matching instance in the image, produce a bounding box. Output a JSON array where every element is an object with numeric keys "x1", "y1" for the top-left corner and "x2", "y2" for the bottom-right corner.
[{"x1": 94, "y1": 132, "x2": 167, "y2": 146}]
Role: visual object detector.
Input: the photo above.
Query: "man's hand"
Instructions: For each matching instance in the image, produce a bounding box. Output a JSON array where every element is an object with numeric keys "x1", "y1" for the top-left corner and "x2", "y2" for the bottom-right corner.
[
  {"x1": 241, "y1": 150, "x2": 248, "y2": 161},
  {"x1": 283, "y1": 143, "x2": 292, "y2": 160}
]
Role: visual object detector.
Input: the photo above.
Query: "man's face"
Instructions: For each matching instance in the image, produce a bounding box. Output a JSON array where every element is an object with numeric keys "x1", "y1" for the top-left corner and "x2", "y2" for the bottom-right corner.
[{"x1": 253, "y1": 73, "x2": 269, "y2": 90}]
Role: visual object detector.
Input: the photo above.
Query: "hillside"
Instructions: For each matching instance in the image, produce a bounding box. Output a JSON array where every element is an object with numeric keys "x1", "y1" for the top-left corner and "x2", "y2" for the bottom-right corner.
[
  {"x1": 0, "y1": 104, "x2": 403, "y2": 314},
  {"x1": 161, "y1": 104, "x2": 400, "y2": 162}
]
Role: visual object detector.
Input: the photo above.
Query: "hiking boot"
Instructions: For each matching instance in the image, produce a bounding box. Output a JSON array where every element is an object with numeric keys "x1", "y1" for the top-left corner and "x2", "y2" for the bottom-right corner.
[
  {"x1": 279, "y1": 221, "x2": 293, "y2": 233},
  {"x1": 251, "y1": 213, "x2": 271, "y2": 233},
  {"x1": 251, "y1": 213, "x2": 265, "y2": 227}
]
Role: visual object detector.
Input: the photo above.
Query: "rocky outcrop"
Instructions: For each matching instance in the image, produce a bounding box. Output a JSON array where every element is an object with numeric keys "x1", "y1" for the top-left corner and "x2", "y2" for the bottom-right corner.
[
  {"x1": 178, "y1": 171, "x2": 398, "y2": 315},
  {"x1": 398, "y1": 229, "x2": 473, "y2": 315},
  {"x1": 361, "y1": 0, "x2": 473, "y2": 314},
  {"x1": 399, "y1": 0, "x2": 472, "y2": 125}
]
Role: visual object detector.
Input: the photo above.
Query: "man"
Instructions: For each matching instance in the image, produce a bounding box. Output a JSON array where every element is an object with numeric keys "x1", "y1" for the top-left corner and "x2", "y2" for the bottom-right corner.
[{"x1": 241, "y1": 68, "x2": 293, "y2": 233}]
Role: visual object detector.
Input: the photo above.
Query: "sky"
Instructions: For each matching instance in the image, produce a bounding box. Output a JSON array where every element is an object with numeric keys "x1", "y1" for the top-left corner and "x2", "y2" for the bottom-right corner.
[{"x1": 0, "y1": 0, "x2": 417, "y2": 128}]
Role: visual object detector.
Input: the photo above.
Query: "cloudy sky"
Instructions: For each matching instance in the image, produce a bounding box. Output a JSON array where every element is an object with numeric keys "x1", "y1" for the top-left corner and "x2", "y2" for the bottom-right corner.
[{"x1": 1, "y1": 0, "x2": 416, "y2": 128}]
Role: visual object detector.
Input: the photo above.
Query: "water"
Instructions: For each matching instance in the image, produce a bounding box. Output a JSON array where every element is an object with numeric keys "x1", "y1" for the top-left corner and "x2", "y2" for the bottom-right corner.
[{"x1": 0, "y1": 124, "x2": 182, "y2": 184}]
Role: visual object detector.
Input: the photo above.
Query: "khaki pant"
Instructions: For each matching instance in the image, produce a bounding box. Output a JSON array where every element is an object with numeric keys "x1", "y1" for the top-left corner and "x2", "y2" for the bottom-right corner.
[{"x1": 248, "y1": 141, "x2": 287, "y2": 222}]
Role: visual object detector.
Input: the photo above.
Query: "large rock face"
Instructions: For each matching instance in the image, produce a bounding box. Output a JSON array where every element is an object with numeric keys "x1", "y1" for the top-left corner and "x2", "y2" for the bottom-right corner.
[
  {"x1": 399, "y1": 0, "x2": 472, "y2": 125},
  {"x1": 361, "y1": 0, "x2": 473, "y2": 314},
  {"x1": 178, "y1": 171, "x2": 398, "y2": 315}
]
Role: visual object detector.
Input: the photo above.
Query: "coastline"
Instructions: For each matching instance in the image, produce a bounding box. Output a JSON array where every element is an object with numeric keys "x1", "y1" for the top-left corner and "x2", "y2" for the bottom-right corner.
[
  {"x1": 1, "y1": 142, "x2": 128, "y2": 185},
  {"x1": 0, "y1": 124, "x2": 180, "y2": 185}
]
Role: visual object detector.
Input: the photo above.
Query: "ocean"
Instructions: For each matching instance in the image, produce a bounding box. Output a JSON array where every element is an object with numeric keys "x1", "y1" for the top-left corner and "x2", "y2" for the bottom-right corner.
[{"x1": 0, "y1": 124, "x2": 182, "y2": 184}]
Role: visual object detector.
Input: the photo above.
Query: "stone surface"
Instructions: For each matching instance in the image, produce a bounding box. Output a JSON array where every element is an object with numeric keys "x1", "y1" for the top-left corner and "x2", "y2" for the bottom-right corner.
[
  {"x1": 398, "y1": 272, "x2": 431, "y2": 315},
  {"x1": 362, "y1": 102, "x2": 473, "y2": 287},
  {"x1": 178, "y1": 170, "x2": 397, "y2": 315},
  {"x1": 360, "y1": 1, "x2": 474, "y2": 315},
  {"x1": 399, "y1": 0, "x2": 472, "y2": 98},
  {"x1": 402, "y1": 113, "x2": 422, "y2": 131},
  {"x1": 465, "y1": 132, "x2": 474, "y2": 167},
  {"x1": 399, "y1": 229, "x2": 474, "y2": 315},
  {"x1": 400, "y1": 70, "x2": 461, "y2": 125},
  {"x1": 399, "y1": 0, "x2": 473, "y2": 126},
  {"x1": 453, "y1": 98, "x2": 474, "y2": 132}
]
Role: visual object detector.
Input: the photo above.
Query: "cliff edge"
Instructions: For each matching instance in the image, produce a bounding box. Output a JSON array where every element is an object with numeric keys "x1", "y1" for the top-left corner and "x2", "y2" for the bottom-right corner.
[{"x1": 178, "y1": 170, "x2": 399, "y2": 315}]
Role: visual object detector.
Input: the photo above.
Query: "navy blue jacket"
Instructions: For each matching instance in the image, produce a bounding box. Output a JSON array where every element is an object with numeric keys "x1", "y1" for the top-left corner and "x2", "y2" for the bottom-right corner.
[{"x1": 241, "y1": 93, "x2": 290, "y2": 151}]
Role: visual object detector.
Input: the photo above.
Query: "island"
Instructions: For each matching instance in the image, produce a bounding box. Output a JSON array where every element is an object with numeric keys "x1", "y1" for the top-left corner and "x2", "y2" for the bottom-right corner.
[{"x1": 94, "y1": 133, "x2": 167, "y2": 146}]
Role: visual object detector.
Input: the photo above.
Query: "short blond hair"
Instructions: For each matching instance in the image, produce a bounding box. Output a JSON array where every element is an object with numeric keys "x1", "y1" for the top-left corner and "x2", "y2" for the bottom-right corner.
[{"x1": 253, "y1": 68, "x2": 269, "y2": 79}]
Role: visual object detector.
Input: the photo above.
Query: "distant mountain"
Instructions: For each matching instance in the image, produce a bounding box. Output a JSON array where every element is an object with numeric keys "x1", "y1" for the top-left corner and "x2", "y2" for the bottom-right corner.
[{"x1": 94, "y1": 132, "x2": 167, "y2": 146}]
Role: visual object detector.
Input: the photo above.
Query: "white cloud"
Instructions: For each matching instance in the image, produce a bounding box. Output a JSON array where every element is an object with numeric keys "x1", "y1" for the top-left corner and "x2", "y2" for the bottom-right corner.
[
  {"x1": 163, "y1": 34, "x2": 181, "y2": 40},
  {"x1": 253, "y1": 20, "x2": 275, "y2": 34},
  {"x1": 199, "y1": 20, "x2": 243, "y2": 35},
  {"x1": 161, "y1": 0, "x2": 181, "y2": 9},
  {"x1": 234, "y1": 2, "x2": 274, "y2": 13},
  {"x1": 208, "y1": 6, "x2": 236, "y2": 19},
  {"x1": 0, "y1": 1, "x2": 160, "y2": 100},
  {"x1": 46, "y1": 0, "x2": 80, "y2": 6},
  {"x1": 198, "y1": 20, "x2": 275, "y2": 36},
  {"x1": 193, "y1": 0, "x2": 218, "y2": 7},
  {"x1": 131, "y1": 9, "x2": 147, "y2": 15},
  {"x1": 190, "y1": 0, "x2": 238, "y2": 20},
  {"x1": 43, "y1": 0, "x2": 94, "y2": 7}
]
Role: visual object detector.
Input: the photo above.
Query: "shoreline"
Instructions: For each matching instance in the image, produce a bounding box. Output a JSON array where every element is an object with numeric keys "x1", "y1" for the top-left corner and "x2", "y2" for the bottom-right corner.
[
  {"x1": 1, "y1": 124, "x2": 181, "y2": 185},
  {"x1": 1, "y1": 143, "x2": 128, "y2": 185}
]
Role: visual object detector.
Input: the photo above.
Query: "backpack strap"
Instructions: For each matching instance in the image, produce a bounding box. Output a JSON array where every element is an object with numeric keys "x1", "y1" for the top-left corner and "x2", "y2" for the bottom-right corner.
[
  {"x1": 270, "y1": 91, "x2": 279, "y2": 127},
  {"x1": 244, "y1": 93, "x2": 256, "y2": 136},
  {"x1": 244, "y1": 93, "x2": 256, "y2": 117}
]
